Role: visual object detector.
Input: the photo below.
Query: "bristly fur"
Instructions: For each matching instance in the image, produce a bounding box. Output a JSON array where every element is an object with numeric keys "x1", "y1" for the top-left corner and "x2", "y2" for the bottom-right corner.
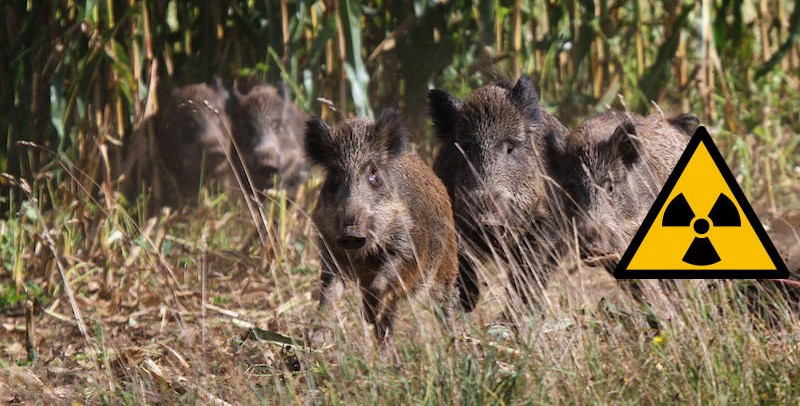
[
  {"x1": 309, "y1": 110, "x2": 458, "y2": 341},
  {"x1": 508, "y1": 74, "x2": 541, "y2": 121},
  {"x1": 667, "y1": 113, "x2": 701, "y2": 136},
  {"x1": 550, "y1": 110, "x2": 691, "y2": 266},
  {"x1": 227, "y1": 82, "x2": 309, "y2": 191},
  {"x1": 604, "y1": 117, "x2": 640, "y2": 166},
  {"x1": 428, "y1": 89, "x2": 463, "y2": 142},
  {"x1": 375, "y1": 108, "x2": 408, "y2": 157},
  {"x1": 305, "y1": 117, "x2": 335, "y2": 167},
  {"x1": 429, "y1": 74, "x2": 569, "y2": 311}
]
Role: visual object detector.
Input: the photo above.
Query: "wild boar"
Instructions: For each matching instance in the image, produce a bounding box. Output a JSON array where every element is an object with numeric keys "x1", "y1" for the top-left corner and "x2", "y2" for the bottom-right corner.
[
  {"x1": 738, "y1": 210, "x2": 800, "y2": 324},
  {"x1": 228, "y1": 81, "x2": 309, "y2": 193},
  {"x1": 546, "y1": 111, "x2": 698, "y2": 268},
  {"x1": 768, "y1": 210, "x2": 800, "y2": 304},
  {"x1": 429, "y1": 74, "x2": 570, "y2": 310},
  {"x1": 154, "y1": 80, "x2": 235, "y2": 205},
  {"x1": 307, "y1": 109, "x2": 458, "y2": 341}
]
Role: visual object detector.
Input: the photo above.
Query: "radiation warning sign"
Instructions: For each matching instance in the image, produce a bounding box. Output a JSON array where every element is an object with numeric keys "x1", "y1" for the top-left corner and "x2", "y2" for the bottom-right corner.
[{"x1": 614, "y1": 126, "x2": 789, "y2": 279}]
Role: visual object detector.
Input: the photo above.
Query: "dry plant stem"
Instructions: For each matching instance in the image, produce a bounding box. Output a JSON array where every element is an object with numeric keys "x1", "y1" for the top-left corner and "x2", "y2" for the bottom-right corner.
[
  {"x1": 582, "y1": 254, "x2": 622, "y2": 268},
  {"x1": 201, "y1": 231, "x2": 208, "y2": 368},
  {"x1": 25, "y1": 299, "x2": 36, "y2": 361},
  {"x1": 16, "y1": 178, "x2": 105, "y2": 382},
  {"x1": 773, "y1": 279, "x2": 800, "y2": 289},
  {"x1": 14, "y1": 141, "x2": 188, "y2": 327},
  {"x1": 211, "y1": 104, "x2": 270, "y2": 249}
]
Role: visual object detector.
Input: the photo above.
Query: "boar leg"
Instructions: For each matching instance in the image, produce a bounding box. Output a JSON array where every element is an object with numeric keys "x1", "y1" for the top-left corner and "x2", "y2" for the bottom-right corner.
[
  {"x1": 429, "y1": 281, "x2": 457, "y2": 333},
  {"x1": 506, "y1": 245, "x2": 557, "y2": 311},
  {"x1": 361, "y1": 273, "x2": 404, "y2": 342},
  {"x1": 360, "y1": 287, "x2": 393, "y2": 341},
  {"x1": 456, "y1": 252, "x2": 481, "y2": 312},
  {"x1": 317, "y1": 245, "x2": 344, "y2": 311},
  {"x1": 318, "y1": 268, "x2": 342, "y2": 311}
]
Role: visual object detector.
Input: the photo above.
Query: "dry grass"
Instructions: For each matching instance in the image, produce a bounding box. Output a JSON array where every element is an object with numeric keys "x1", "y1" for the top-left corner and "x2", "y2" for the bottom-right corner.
[{"x1": 1, "y1": 140, "x2": 799, "y2": 404}]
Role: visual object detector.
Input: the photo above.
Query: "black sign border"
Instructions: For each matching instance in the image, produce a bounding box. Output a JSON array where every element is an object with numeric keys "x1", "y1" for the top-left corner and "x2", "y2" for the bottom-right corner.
[{"x1": 614, "y1": 126, "x2": 789, "y2": 279}]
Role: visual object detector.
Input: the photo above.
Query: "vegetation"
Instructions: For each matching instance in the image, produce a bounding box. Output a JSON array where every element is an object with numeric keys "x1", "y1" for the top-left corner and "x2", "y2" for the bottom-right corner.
[{"x1": 1, "y1": 0, "x2": 799, "y2": 403}]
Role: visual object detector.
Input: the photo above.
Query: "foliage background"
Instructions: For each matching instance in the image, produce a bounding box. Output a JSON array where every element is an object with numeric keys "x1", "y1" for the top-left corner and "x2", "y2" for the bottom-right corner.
[{"x1": 2, "y1": 0, "x2": 799, "y2": 205}]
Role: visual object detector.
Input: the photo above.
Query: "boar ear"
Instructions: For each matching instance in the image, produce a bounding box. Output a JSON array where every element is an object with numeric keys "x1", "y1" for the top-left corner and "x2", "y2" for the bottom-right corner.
[
  {"x1": 230, "y1": 80, "x2": 244, "y2": 104},
  {"x1": 667, "y1": 113, "x2": 700, "y2": 136},
  {"x1": 428, "y1": 89, "x2": 462, "y2": 142},
  {"x1": 211, "y1": 76, "x2": 229, "y2": 100},
  {"x1": 376, "y1": 108, "x2": 408, "y2": 157},
  {"x1": 545, "y1": 130, "x2": 567, "y2": 170},
  {"x1": 509, "y1": 74, "x2": 541, "y2": 121},
  {"x1": 212, "y1": 75, "x2": 224, "y2": 91},
  {"x1": 277, "y1": 82, "x2": 292, "y2": 101},
  {"x1": 277, "y1": 82, "x2": 293, "y2": 117},
  {"x1": 305, "y1": 117, "x2": 335, "y2": 166},
  {"x1": 606, "y1": 120, "x2": 640, "y2": 166}
]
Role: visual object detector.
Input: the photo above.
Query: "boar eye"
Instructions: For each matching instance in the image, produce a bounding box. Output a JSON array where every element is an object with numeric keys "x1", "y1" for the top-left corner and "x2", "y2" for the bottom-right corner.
[
  {"x1": 603, "y1": 175, "x2": 618, "y2": 194},
  {"x1": 367, "y1": 166, "x2": 380, "y2": 187},
  {"x1": 504, "y1": 140, "x2": 517, "y2": 154}
]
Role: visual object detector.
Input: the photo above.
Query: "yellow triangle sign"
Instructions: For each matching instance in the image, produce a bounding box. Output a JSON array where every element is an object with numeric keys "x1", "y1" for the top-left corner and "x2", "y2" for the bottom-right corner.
[{"x1": 615, "y1": 126, "x2": 789, "y2": 279}]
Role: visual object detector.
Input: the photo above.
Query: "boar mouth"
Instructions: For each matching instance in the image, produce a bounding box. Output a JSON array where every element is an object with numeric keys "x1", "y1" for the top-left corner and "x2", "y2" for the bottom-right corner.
[
  {"x1": 337, "y1": 235, "x2": 367, "y2": 250},
  {"x1": 581, "y1": 252, "x2": 621, "y2": 269},
  {"x1": 477, "y1": 216, "x2": 511, "y2": 238},
  {"x1": 256, "y1": 165, "x2": 280, "y2": 177},
  {"x1": 580, "y1": 237, "x2": 622, "y2": 268}
]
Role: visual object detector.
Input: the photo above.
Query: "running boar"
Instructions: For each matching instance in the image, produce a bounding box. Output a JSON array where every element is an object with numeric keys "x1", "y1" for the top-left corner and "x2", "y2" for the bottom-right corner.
[
  {"x1": 429, "y1": 74, "x2": 570, "y2": 310},
  {"x1": 307, "y1": 109, "x2": 458, "y2": 341},
  {"x1": 229, "y1": 82, "x2": 309, "y2": 193},
  {"x1": 155, "y1": 80, "x2": 235, "y2": 205},
  {"x1": 546, "y1": 111, "x2": 698, "y2": 268}
]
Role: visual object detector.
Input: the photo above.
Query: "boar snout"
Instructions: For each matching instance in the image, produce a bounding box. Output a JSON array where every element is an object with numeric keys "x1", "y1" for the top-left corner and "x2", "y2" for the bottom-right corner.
[
  {"x1": 336, "y1": 206, "x2": 371, "y2": 250},
  {"x1": 337, "y1": 226, "x2": 367, "y2": 250},
  {"x1": 581, "y1": 217, "x2": 625, "y2": 258},
  {"x1": 467, "y1": 188, "x2": 514, "y2": 235},
  {"x1": 470, "y1": 189, "x2": 509, "y2": 219},
  {"x1": 253, "y1": 142, "x2": 282, "y2": 177}
]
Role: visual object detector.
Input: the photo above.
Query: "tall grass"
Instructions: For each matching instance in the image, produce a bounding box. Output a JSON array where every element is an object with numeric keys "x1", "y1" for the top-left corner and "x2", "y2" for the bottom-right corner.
[{"x1": 1, "y1": 0, "x2": 799, "y2": 403}]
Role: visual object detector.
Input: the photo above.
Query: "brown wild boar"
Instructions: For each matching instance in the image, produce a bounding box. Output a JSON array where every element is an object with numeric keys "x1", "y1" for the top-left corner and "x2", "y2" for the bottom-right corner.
[
  {"x1": 738, "y1": 210, "x2": 800, "y2": 323},
  {"x1": 154, "y1": 80, "x2": 235, "y2": 205},
  {"x1": 429, "y1": 74, "x2": 570, "y2": 310},
  {"x1": 772, "y1": 210, "x2": 800, "y2": 277},
  {"x1": 229, "y1": 82, "x2": 309, "y2": 193},
  {"x1": 307, "y1": 109, "x2": 458, "y2": 341},
  {"x1": 767, "y1": 210, "x2": 800, "y2": 304},
  {"x1": 546, "y1": 111, "x2": 698, "y2": 269}
]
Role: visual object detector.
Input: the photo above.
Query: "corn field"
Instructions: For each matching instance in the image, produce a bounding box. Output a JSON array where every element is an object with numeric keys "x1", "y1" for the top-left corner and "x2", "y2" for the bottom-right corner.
[{"x1": 3, "y1": 1, "x2": 799, "y2": 193}]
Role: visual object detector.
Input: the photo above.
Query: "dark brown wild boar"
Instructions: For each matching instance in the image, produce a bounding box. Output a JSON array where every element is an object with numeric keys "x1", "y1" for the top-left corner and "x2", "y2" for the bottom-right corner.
[
  {"x1": 154, "y1": 80, "x2": 235, "y2": 205},
  {"x1": 739, "y1": 210, "x2": 800, "y2": 322},
  {"x1": 229, "y1": 82, "x2": 309, "y2": 193},
  {"x1": 772, "y1": 210, "x2": 800, "y2": 277},
  {"x1": 307, "y1": 109, "x2": 458, "y2": 341},
  {"x1": 768, "y1": 210, "x2": 800, "y2": 303},
  {"x1": 546, "y1": 111, "x2": 698, "y2": 268},
  {"x1": 429, "y1": 74, "x2": 569, "y2": 310}
]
